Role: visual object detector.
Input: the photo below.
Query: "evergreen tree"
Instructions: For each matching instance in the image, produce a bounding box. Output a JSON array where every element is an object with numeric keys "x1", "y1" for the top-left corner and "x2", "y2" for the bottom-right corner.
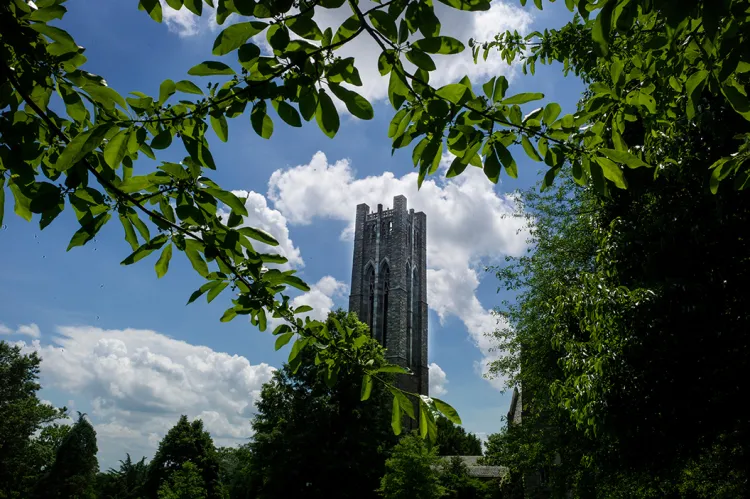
[
  {"x1": 0, "y1": 341, "x2": 67, "y2": 498},
  {"x1": 37, "y1": 412, "x2": 98, "y2": 499},
  {"x1": 95, "y1": 453, "x2": 148, "y2": 499},
  {"x1": 378, "y1": 433, "x2": 445, "y2": 499},
  {"x1": 247, "y1": 310, "x2": 398, "y2": 499},
  {"x1": 145, "y1": 415, "x2": 221, "y2": 499}
]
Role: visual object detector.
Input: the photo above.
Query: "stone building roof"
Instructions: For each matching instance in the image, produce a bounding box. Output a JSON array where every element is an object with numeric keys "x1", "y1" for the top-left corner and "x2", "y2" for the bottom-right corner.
[{"x1": 440, "y1": 456, "x2": 508, "y2": 479}]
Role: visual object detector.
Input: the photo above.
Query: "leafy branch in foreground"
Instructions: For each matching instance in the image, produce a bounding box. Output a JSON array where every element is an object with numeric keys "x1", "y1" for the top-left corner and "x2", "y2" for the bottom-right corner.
[{"x1": 474, "y1": 0, "x2": 750, "y2": 193}]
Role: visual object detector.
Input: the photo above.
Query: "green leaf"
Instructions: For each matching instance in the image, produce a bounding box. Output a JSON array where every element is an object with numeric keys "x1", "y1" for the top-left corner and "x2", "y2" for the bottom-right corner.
[
  {"x1": 436, "y1": 0, "x2": 491, "y2": 11},
  {"x1": 332, "y1": 14, "x2": 361, "y2": 46},
  {"x1": 360, "y1": 374, "x2": 373, "y2": 401},
  {"x1": 185, "y1": 243, "x2": 209, "y2": 277},
  {"x1": 316, "y1": 91, "x2": 340, "y2": 138},
  {"x1": 59, "y1": 84, "x2": 87, "y2": 122},
  {"x1": 210, "y1": 114, "x2": 229, "y2": 142},
  {"x1": 638, "y1": 91, "x2": 656, "y2": 114},
  {"x1": 495, "y1": 141, "x2": 517, "y2": 178},
  {"x1": 183, "y1": 0, "x2": 202, "y2": 15},
  {"x1": 138, "y1": 0, "x2": 162, "y2": 22},
  {"x1": 251, "y1": 101, "x2": 274, "y2": 139},
  {"x1": 721, "y1": 80, "x2": 750, "y2": 120},
  {"x1": 55, "y1": 124, "x2": 112, "y2": 172},
  {"x1": 412, "y1": 36, "x2": 464, "y2": 54},
  {"x1": 493, "y1": 76, "x2": 509, "y2": 102},
  {"x1": 521, "y1": 136, "x2": 542, "y2": 161},
  {"x1": 266, "y1": 24, "x2": 290, "y2": 51},
  {"x1": 30, "y1": 23, "x2": 76, "y2": 46},
  {"x1": 483, "y1": 147, "x2": 501, "y2": 183},
  {"x1": 273, "y1": 100, "x2": 302, "y2": 127},
  {"x1": 238, "y1": 43, "x2": 261, "y2": 69},
  {"x1": 207, "y1": 281, "x2": 229, "y2": 303},
  {"x1": 595, "y1": 156, "x2": 627, "y2": 188},
  {"x1": 405, "y1": 49, "x2": 436, "y2": 71},
  {"x1": 502, "y1": 92, "x2": 544, "y2": 105},
  {"x1": 275, "y1": 332, "x2": 294, "y2": 351},
  {"x1": 29, "y1": 5, "x2": 67, "y2": 21},
  {"x1": 158, "y1": 79, "x2": 176, "y2": 105},
  {"x1": 283, "y1": 275, "x2": 310, "y2": 292},
  {"x1": 213, "y1": 21, "x2": 268, "y2": 55},
  {"x1": 151, "y1": 130, "x2": 173, "y2": 150},
  {"x1": 685, "y1": 69, "x2": 708, "y2": 120},
  {"x1": 591, "y1": 0, "x2": 613, "y2": 56},
  {"x1": 155, "y1": 243, "x2": 172, "y2": 278},
  {"x1": 239, "y1": 226, "x2": 279, "y2": 246},
  {"x1": 8, "y1": 182, "x2": 31, "y2": 222},
  {"x1": 436, "y1": 83, "x2": 469, "y2": 105},
  {"x1": 599, "y1": 148, "x2": 648, "y2": 168},
  {"x1": 188, "y1": 61, "x2": 236, "y2": 76},
  {"x1": 103, "y1": 129, "x2": 130, "y2": 169},
  {"x1": 369, "y1": 10, "x2": 398, "y2": 43},
  {"x1": 391, "y1": 396, "x2": 402, "y2": 435},
  {"x1": 82, "y1": 85, "x2": 127, "y2": 112},
  {"x1": 286, "y1": 15, "x2": 324, "y2": 40},
  {"x1": 294, "y1": 305, "x2": 313, "y2": 314},
  {"x1": 542, "y1": 102, "x2": 561, "y2": 125},
  {"x1": 378, "y1": 50, "x2": 394, "y2": 76},
  {"x1": 175, "y1": 80, "x2": 203, "y2": 95},
  {"x1": 205, "y1": 187, "x2": 248, "y2": 216},
  {"x1": 432, "y1": 397, "x2": 461, "y2": 424},
  {"x1": 220, "y1": 308, "x2": 238, "y2": 322},
  {"x1": 328, "y1": 84, "x2": 374, "y2": 120},
  {"x1": 67, "y1": 212, "x2": 111, "y2": 251},
  {"x1": 419, "y1": 400, "x2": 428, "y2": 438},
  {"x1": 121, "y1": 234, "x2": 168, "y2": 265}
]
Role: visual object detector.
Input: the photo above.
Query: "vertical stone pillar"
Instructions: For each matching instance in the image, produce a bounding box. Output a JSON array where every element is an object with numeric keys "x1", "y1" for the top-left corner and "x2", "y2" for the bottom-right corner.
[{"x1": 349, "y1": 203, "x2": 370, "y2": 321}]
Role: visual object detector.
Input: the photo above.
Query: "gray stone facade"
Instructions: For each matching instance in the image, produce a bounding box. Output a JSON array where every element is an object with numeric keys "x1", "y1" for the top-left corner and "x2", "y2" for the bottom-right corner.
[{"x1": 348, "y1": 195, "x2": 429, "y2": 396}]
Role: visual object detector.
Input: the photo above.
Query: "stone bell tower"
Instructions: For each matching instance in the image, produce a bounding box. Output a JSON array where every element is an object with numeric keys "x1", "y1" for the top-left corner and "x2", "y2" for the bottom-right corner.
[{"x1": 348, "y1": 195, "x2": 429, "y2": 396}]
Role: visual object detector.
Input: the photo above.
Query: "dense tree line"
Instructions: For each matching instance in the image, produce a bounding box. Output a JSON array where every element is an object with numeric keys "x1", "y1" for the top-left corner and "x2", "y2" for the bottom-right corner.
[
  {"x1": 482, "y1": 17, "x2": 750, "y2": 495},
  {"x1": 0, "y1": 312, "x2": 490, "y2": 499}
]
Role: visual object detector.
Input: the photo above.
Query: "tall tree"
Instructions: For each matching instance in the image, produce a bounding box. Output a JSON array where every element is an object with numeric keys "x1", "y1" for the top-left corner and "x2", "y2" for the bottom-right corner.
[
  {"x1": 247, "y1": 310, "x2": 398, "y2": 499},
  {"x1": 378, "y1": 433, "x2": 445, "y2": 499},
  {"x1": 95, "y1": 453, "x2": 148, "y2": 499},
  {"x1": 145, "y1": 416, "x2": 221, "y2": 499},
  {"x1": 0, "y1": 341, "x2": 67, "y2": 498},
  {"x1": 37, "y1": 412, "x2": 99, "y2": 499}
]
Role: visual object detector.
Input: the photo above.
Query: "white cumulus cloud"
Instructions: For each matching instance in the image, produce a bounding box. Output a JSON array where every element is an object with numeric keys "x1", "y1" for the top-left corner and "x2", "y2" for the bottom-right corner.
[
  {"x1": 0, "y1": 323, "x2": 42, "y2": 338},
  {"x1": 429, "y1": 362, "x2": 449, "y2": 396},
  {"x1": 16, "y1": 325, "x2": 275, "y2": 465},
  {"x1": 267, "y1": 151, "x2": 527, "y2": 388}
]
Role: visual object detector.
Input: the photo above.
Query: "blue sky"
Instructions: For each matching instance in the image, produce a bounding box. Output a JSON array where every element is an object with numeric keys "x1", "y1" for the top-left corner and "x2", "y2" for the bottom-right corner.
[{"x1": 0, "y1": 0, "x2": 583, "y2": 466}]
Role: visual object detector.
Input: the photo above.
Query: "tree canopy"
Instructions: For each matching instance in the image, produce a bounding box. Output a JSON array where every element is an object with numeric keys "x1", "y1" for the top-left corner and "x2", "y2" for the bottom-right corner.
[
  {"x1": 0, "y1": 341, "x2": 68, "y2": 499},
  {"x1": 144, "y1": 415, "x2": 222, "y2": 499},
  {"x1": 247, "y1": 310, "x2": 398, "y2": 499}
]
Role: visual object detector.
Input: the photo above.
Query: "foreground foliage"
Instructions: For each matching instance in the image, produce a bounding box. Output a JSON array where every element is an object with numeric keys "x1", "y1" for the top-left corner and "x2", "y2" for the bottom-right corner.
[{"x1": 6, "y1": 0, "x2": 748, "y2": 435}]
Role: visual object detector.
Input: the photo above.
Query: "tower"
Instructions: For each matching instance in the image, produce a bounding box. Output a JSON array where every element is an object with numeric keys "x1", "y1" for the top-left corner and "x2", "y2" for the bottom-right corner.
[{"x1": 349, "y1": 195, "x2": 429, "y2": 396}]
